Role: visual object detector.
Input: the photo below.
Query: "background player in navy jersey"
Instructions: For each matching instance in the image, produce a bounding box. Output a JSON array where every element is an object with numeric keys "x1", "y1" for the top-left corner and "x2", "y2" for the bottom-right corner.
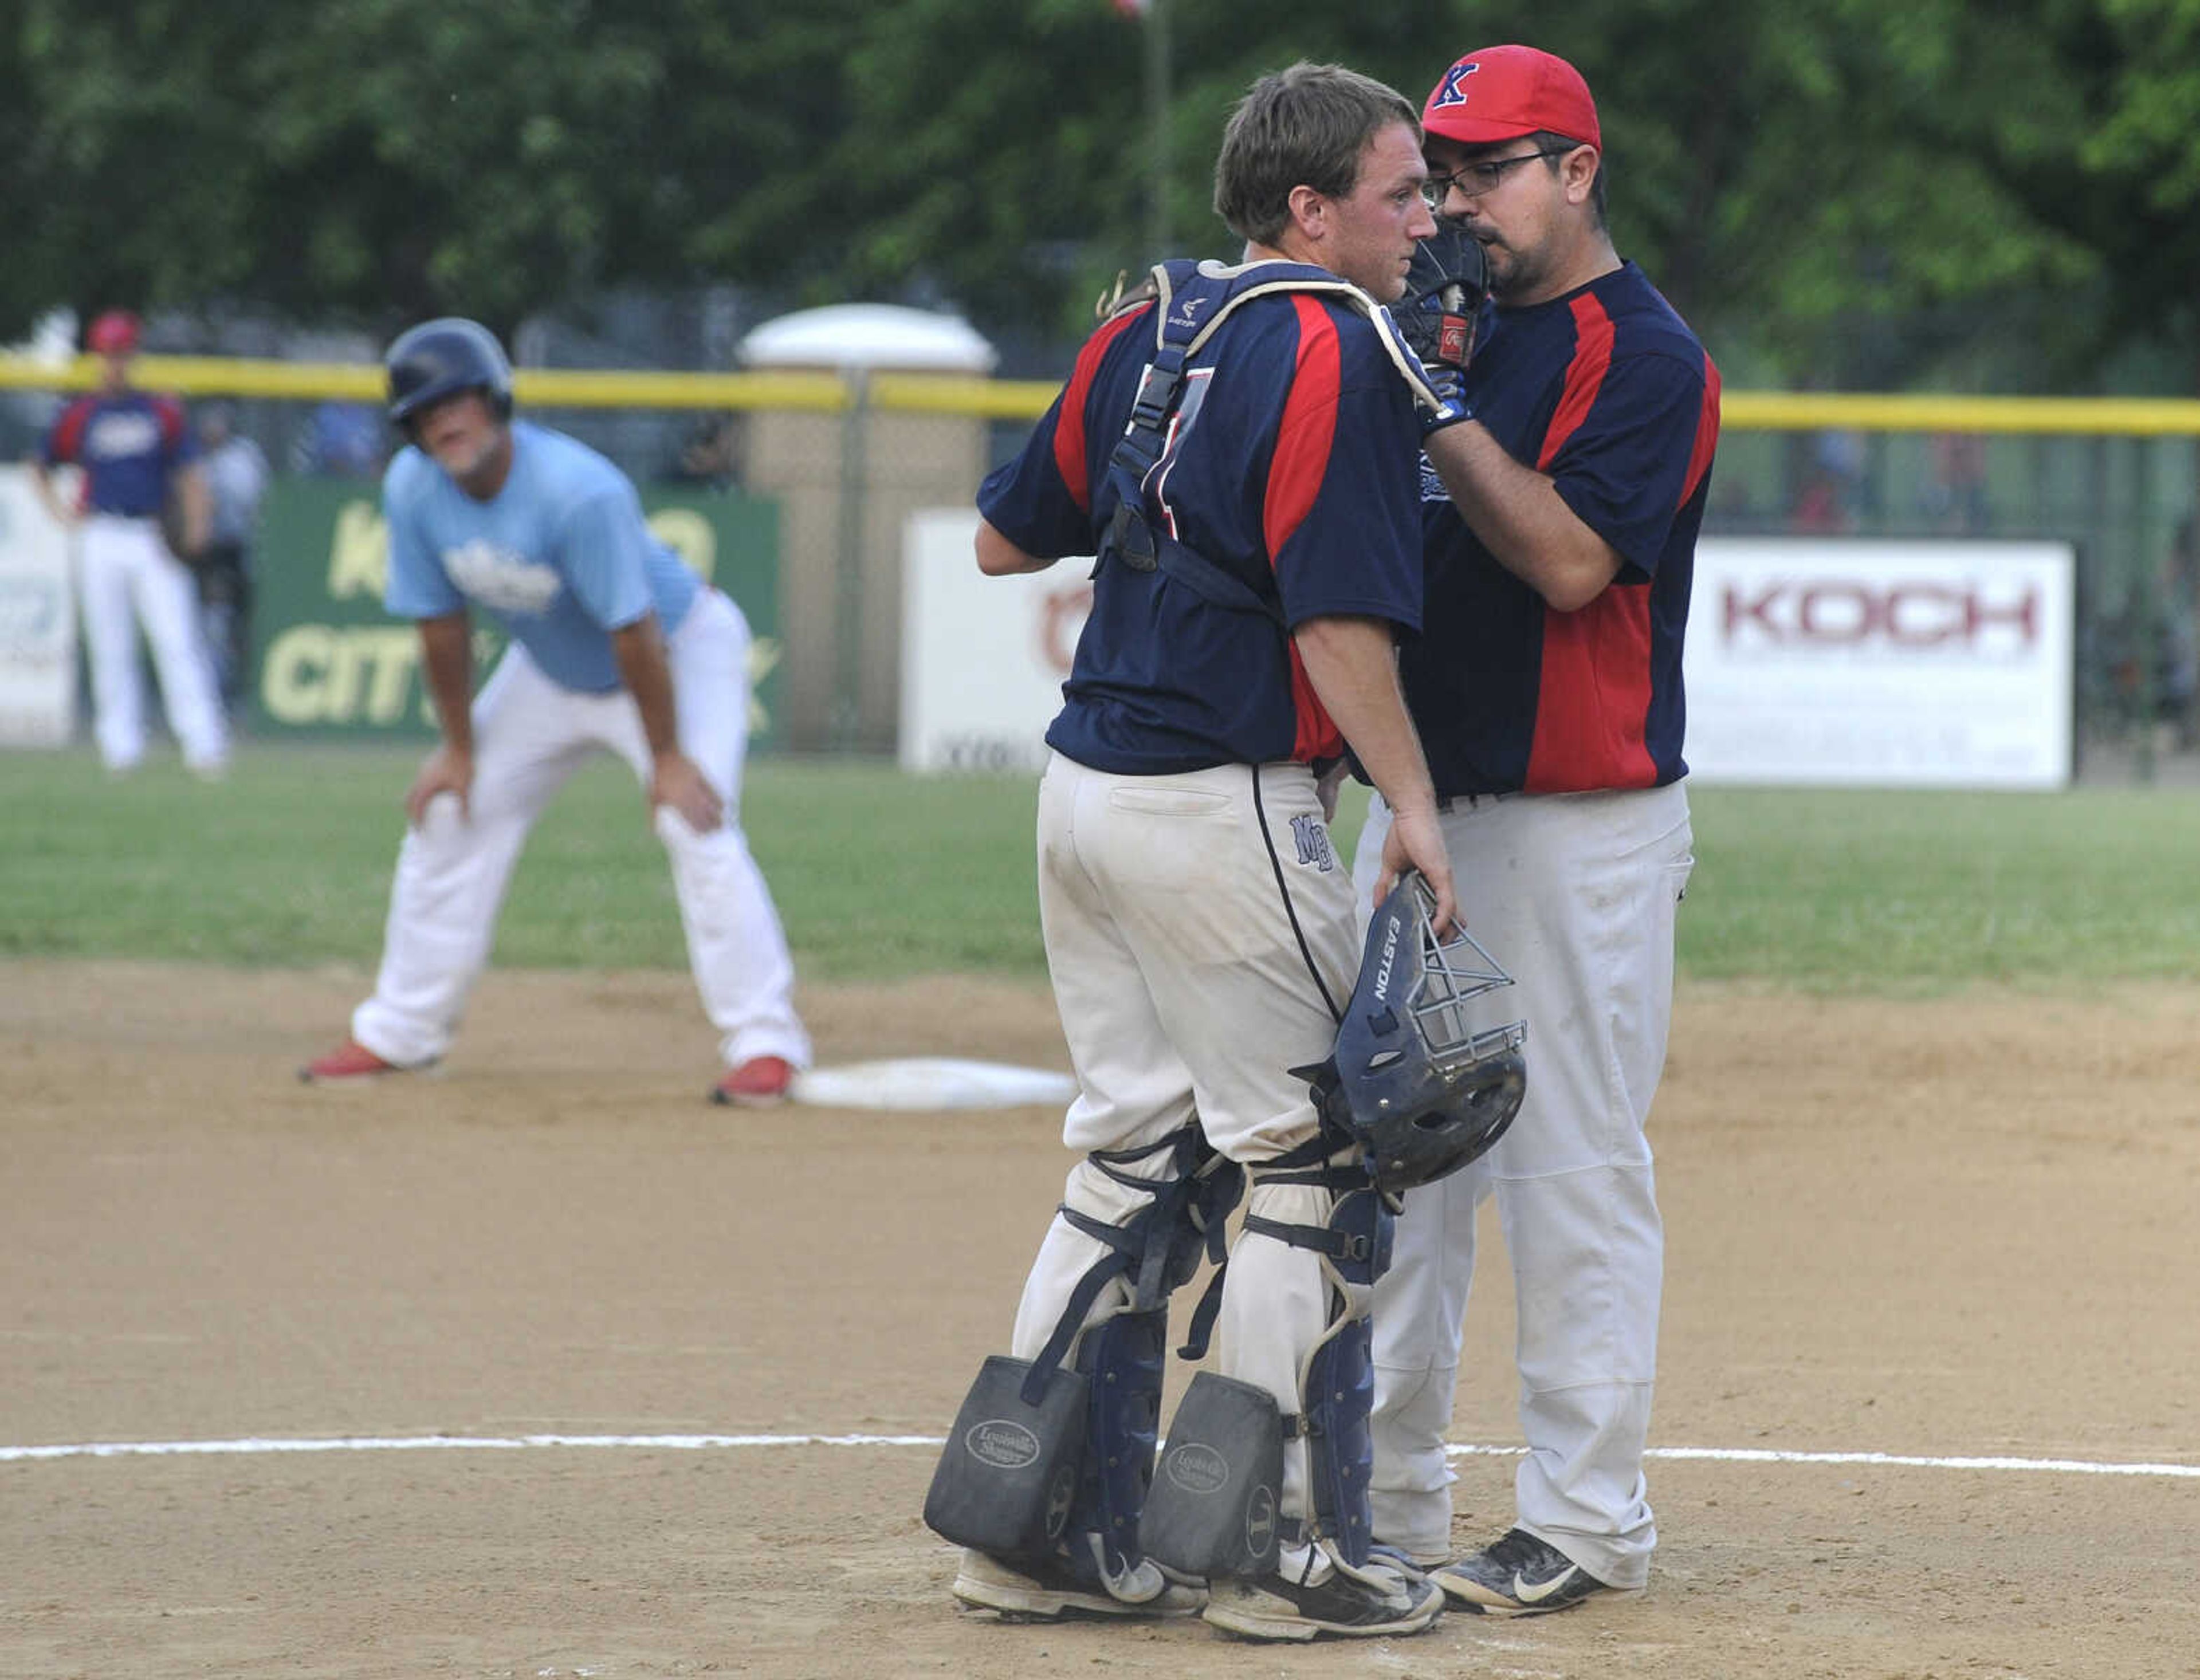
[
  {"x1": 29, "y1": 309, "x2": 229, "y2": 778},
  {"x1": 941, "y1": 63, "x2": 1456, "y2": 1642},
  {"x1": 298, "y1": 317, "x2": 810, "y2": 1105},
  {"x1": 1355, "y1": 44, "x2": 1722, "y2": 1616}
]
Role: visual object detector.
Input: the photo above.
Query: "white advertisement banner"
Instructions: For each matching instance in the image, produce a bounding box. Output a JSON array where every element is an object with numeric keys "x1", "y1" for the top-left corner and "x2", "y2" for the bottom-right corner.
[
  {"x1": 0, "y1": 464, "x2": 76, "y2": 748},
  {"x1": 899, "y1": 507, "x2": 1086, "y2": 773},
  {"x1": 899, "y1": 517, "x2": 2079, "y2": 791},
  {"x1": 1684, "y1": 537, "x2": 2076, "y2": 789}
]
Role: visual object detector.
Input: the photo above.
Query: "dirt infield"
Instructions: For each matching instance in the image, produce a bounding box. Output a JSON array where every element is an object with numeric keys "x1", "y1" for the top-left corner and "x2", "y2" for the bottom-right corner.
[{"x1": 5, "y1": 961, "x2": 2197, "y2": 1678}]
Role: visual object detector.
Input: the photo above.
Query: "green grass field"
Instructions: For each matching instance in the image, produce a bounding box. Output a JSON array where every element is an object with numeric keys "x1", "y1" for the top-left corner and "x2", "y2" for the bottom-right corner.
[{"x1": 5, "y1": 743, "x2": 2199, "y2": 991}]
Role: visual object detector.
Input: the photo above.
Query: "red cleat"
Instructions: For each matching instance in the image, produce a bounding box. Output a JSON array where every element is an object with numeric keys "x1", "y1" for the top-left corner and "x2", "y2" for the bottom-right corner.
[
  {"x1": 298, "y1": 1039, "x2": 418, "y2": 1084},
  {"x1": 711, "y1": 1055, "x2": 793, "y2": 1107}
]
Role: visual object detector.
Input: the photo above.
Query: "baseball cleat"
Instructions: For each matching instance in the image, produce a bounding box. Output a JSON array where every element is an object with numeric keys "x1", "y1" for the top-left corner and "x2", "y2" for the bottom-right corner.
[
  {"x1": 297, "y1": 1039, "x2": 425, "y2": 1084},
  {"x1": 710, "y1": 1055, "x2": 793, "y2": 1107},
  {"x1": 1433, "y1": 1527, "x2": 1617, "y2": 1615},
  {"x1": 950, "y1": 1547, "x2": 1205, "y2": 1622},
  {"x1": 1201, "y1": 1560, "x2": 1441, "y2": 1642},
  {"x1": 1369, "y1": 1541, "x2": 1446, "y2": 1578}
]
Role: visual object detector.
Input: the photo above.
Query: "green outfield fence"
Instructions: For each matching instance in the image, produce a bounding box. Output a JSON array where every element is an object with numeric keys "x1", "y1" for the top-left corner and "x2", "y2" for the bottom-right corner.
[{"x1": 6, "y1": 353, "x2": 2197, "y2": 771}]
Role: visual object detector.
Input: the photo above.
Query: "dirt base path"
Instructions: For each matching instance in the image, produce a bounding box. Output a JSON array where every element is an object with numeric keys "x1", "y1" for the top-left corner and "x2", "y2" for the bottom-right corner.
[{"x1": 4, "y1": 962, "x2": 2197, "y2": 1678}]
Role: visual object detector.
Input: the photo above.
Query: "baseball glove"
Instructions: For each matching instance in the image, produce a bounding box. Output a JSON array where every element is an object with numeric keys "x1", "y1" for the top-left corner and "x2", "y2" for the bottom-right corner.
[{"x1": 1396, "y1": 224, "x2": 1488, "y2": 375}]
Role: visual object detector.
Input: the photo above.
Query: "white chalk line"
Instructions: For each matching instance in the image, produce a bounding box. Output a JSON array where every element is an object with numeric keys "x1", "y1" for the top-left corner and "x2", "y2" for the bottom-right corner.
[
  {"x1": 3, "y1": 1432, "x2": 2195, "y2": 1480},
  {"x1": 1461, "y1": 1442, "x2": 2200, "y2": 1478},
  {"x1": 0, "y1": 1433, "x2": 937, "y2": 1462}
]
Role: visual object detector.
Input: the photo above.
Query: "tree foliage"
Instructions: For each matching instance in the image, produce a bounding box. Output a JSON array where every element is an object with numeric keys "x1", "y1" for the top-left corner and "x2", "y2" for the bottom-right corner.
[{"x1": 5, "y1": 0, "x2": 2196, "y2": 388}]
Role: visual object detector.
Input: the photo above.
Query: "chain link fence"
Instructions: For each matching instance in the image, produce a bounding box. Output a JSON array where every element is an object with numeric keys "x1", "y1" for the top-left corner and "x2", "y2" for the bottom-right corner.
[{"x1": 5, "y1": 355, "x2": 2197, "y2": 774}]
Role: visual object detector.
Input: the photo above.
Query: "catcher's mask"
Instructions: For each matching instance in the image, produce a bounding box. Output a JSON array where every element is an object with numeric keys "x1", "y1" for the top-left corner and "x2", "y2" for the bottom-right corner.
[{"x1": 1298, "y1": 872, "x2": 1527, "y2": 1194}]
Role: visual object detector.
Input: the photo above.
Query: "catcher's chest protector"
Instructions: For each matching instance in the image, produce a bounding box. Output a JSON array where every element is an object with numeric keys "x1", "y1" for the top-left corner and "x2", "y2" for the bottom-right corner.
[{"x1": 1093, "y1": 259, "x2": 1435, "y2": 621}]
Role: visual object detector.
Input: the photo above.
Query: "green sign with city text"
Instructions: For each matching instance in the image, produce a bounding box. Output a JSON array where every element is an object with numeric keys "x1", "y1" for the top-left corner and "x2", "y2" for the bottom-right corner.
[{"x1": 247, "y1": 479, "x2": 783, "y2": 747}]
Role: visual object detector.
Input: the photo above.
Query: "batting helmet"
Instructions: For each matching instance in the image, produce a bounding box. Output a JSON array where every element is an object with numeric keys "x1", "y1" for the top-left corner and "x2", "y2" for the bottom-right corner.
[
  {"x1": 384, "y1": 317, "x2": 514, "y2": 432},
  {"x1": 1303, "y1": 872, "x2": 1527, "y2": 1194},
  {"x1": 87, "y1": 310, "x2": 142, "y2": 355}
]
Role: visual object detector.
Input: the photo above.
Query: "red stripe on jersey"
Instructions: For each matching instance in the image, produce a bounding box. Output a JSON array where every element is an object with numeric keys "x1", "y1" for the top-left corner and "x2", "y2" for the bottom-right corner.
[
  {"x1": 1522, "y1": 587, "x2": 1656, "y2": 790},
  {"x1": 1266, "y1": 296, "x2": 1345, "y2": 763},
  {"x1": 1287, "y1": 642, "x2": 1345, "y2": 765},
  {"x1": 1263, "y1": 296, "x2": 1340, "y2": 556},
  {"x1": 1523, "y1": 293, "x2": 1640, "y2": 792},
  {"x1": 1537, "y1": 292, "x2": 1616, "y2": 471},
  {"x1": 1053, "y1": 305, "x2": 1149, "y2": 512},
  {"x1": 51, "y1": 396, "x2": 96, "y2": 462}
]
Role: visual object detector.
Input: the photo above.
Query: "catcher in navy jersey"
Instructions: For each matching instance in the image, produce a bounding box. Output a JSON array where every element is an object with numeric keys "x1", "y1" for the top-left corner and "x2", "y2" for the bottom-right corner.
[{"x1": 925, "y1": 62, "x2": 1463, "y2": 1644}]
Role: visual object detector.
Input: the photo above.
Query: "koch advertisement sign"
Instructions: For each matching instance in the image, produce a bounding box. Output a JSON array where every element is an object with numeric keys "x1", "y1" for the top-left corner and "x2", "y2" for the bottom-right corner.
[
  {"x1": 899, "y1": 519, "x2": 2078, "y2": 792},
  {"x1": 1683, "y1": 537, "x2": 2076, "y2": 789}
]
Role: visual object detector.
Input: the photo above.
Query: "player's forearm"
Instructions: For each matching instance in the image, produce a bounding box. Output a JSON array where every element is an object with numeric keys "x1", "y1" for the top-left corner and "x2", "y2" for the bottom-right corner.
[
  {"x1": 1423, "y1": 423, "x2": 1621, "y2": 611},
  {"x1": 976, "y1": 517, "x2": 1054, "y2": 576},
  {"x1": 416, "y1": 613, "x2": 476, "y2": 756},
  {"x1": 1292, "y1": 615, "x2": 1439, "y2": 822},
  {"x1": 610, "y1": 617, "x2": 683, "y2": 761},
  {"x1": 27, "y1": 465, "x2": 70, "y2": 525},
  {"x1": 178, "y1": 465, "x2": 213, "y2": 554}
]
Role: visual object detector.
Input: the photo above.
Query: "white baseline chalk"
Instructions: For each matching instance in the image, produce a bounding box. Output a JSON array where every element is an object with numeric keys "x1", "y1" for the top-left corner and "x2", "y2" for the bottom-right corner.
[
  {"x1": 2, "y1": 1433, "x2": 2195, "y2": 1479},
  {"x1": 1448, "y1": 1442, "x2": 2200, "y2": 1478},
  {"x1": 0, "y1": 1433, "x2": 939, "y2": 1462}
]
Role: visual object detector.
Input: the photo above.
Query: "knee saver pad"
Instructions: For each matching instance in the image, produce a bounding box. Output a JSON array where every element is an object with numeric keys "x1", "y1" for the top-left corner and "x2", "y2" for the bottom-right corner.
[
  {"x1": 1071, "y1": 1308, "x2": 1167, "y2": 1573},
  {"x1": 922, "y1": 1355, "x2": 1088, "y2": 1560},
  {"x1": 1305, "y1": 1315, "x2": 1377, "y2": 1568},
  {"x1": 1141, "y1": 1371, "x2": 1283, "y2": 1580}
]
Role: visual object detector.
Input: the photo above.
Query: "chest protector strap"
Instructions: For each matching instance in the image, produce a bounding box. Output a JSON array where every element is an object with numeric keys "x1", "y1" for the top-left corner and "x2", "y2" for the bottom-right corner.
[{"x1": 1093, "y1": 259, "x2": 1440, "y2": 624}]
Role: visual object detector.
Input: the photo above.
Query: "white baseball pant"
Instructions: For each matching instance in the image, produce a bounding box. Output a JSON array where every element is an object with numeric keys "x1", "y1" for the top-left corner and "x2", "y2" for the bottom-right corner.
[
  {"x1": 351, "y1": 587, "x2": 810, "y2": 1073},
  {"x1": 75, "y1": 514, "x2": 228, "y2": 773},
  {"x1": 1353, "y1": 781, "x2": 1692, "y2": 1588},
  {"x1": 1007, "y1": 752, "x2": 1362, "y2": 1576}
]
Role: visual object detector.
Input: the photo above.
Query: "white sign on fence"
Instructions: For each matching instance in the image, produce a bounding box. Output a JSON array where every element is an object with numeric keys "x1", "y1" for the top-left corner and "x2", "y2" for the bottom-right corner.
[
  {"x1": 0, "y1": 464, "x2": 77, "y2": 749},
  {"x1": 899, "y1": 507, "x2": 1086, "y2": 774},
  {"x1": 1683, "y1": 537, "x2": 2076, "y2": 789},
  {"x1": 898, "y1": 513, "x2": 2080, "y2": 792}
]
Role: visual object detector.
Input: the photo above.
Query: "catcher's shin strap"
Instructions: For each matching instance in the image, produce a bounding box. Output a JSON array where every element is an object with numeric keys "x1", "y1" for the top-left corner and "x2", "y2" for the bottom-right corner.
[
  {"x1": 1091, "y1": 258, "x2": 1439, "y2": 622},
  {"x1": 1018, "y1": 1120, "x2": 1244, "y2": 1405},
  {"x1": 1169, "y1": 1123, "x2": 1382, "y2": 1370}
]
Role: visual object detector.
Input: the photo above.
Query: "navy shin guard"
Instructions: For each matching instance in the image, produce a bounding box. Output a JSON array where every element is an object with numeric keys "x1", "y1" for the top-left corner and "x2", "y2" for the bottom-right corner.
[
  {"x1": 1303, "y1": 1315, "x2": 1376, "y2": 1568},
  {"x1": 1071, "y1": 1307, "x2": 1168, "y2": 1576}
]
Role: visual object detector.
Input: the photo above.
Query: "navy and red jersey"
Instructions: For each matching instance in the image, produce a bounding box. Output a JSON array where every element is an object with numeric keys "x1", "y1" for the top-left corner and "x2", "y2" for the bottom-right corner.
[
  {"x1": 978, "y1": 260, "x2": 1426, "y2": 775},
  {"x1": 1408, "y1": 260, "x2": 1719, "y2": 795},
  {"x1": 41, "y1": 391, "x2": 197, "y2": 518}
]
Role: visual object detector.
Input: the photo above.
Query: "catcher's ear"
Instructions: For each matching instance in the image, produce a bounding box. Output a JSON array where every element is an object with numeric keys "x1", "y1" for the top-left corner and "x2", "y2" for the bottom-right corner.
[{"x1": 1284, "y1": 182, "x2": 1329, "y2": 245}]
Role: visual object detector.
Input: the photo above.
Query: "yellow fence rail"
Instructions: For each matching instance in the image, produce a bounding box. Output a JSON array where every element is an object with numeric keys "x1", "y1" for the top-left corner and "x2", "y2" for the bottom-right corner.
[{"x1": 7, "y1": 352, "x2": 2200, "y2": 435}]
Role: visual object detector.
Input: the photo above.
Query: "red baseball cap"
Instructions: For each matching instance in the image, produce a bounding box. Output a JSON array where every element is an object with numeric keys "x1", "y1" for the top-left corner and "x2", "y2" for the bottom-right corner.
[
  {"x1": 1422, "y1": 45, "x2": 1601, "y2": 151},
  {"x1": 87, "y1": 310, "x2": 142, "y2": 355}
]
